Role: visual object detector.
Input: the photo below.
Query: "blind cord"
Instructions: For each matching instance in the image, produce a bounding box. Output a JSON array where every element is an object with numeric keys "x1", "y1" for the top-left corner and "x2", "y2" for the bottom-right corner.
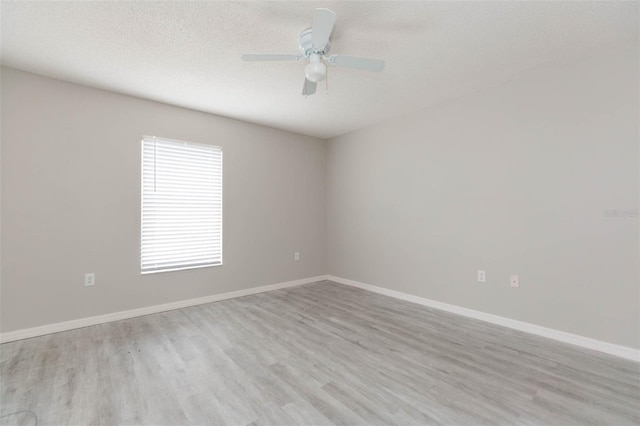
[{"x1": 153, "y1": 137, "x2": 157, "y2": 193}]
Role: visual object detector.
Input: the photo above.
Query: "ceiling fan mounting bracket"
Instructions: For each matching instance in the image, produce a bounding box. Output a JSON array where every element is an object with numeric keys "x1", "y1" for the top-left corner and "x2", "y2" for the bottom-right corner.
[{"x1": 299, "y1": 28, "x2": 330, "y2": 57}]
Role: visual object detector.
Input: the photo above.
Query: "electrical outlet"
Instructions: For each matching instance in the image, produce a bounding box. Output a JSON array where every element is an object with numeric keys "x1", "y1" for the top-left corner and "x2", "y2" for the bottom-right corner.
[
  {"x1": 85, "y1": 273, "x2": 95, "y2": 287},
  {"x1": 510, "y1": 274, "x2": 519, "y2": 288},
  {"x1": 294, "y1": 252, "x2": 300, "y2": 261},
  {"x1": 477, "y1": 270, "x2": 486, "y2": 283}
]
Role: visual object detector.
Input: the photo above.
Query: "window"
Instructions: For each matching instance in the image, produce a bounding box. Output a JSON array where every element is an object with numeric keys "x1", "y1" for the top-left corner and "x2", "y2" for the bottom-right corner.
[{"x1": 141, "y1": 135, "x2": 222, "y2": 273}]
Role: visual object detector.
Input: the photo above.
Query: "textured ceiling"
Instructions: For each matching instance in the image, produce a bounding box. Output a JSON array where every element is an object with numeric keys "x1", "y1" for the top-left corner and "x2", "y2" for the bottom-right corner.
[{"x1": 1, "y1": 1, "x2": 637, "y2": 139}]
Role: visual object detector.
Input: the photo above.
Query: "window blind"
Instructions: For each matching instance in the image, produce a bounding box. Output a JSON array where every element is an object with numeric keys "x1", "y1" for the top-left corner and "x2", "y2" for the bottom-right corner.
[{"x1": 141, "y1": 136, "x2": 222, "y2": 273}]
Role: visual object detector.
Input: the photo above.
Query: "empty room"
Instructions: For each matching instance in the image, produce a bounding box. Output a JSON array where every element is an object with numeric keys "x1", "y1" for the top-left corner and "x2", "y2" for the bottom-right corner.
[{"x1": 1, "y1": 1, "x2": 639, "y2": 425}]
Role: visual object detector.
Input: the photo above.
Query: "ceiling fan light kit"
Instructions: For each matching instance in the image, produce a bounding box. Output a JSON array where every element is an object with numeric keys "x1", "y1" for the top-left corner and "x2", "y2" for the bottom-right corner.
[
  {"x1": 242, "y1": 8, "x2": 385, "y2": 96},
  {"x1": 305, "y1": 54, "x2": 326, "y2": 83}
]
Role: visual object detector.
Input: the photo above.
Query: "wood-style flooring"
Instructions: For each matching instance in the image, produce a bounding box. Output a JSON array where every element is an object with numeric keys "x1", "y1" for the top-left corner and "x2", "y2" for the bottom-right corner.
[{"x1": 1, "y1": 281, "x2": 639, "y2": 425}]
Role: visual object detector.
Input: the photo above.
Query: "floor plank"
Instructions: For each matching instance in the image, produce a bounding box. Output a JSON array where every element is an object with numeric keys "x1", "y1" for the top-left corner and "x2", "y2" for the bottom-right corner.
[{"x1": 1, "y1": 281, "x2": 638, "y2": 425}]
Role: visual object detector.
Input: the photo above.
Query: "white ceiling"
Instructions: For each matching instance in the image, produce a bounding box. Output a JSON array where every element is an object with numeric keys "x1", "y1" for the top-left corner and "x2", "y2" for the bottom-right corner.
[{"x1": 1, "y1": 1, "x2": 637, "y2": 139}]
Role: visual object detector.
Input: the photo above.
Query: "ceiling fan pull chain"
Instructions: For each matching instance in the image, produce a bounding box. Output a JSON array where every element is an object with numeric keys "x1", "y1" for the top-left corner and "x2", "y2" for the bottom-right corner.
[{"x1": 323, "y1": 57, "x2": 329, "y2": 94}]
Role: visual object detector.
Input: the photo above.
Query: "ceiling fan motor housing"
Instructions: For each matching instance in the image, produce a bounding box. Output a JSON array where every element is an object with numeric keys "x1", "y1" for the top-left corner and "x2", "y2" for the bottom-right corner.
[{"x1": 299, "y1": 28, "x2": 331, "y2": 56}]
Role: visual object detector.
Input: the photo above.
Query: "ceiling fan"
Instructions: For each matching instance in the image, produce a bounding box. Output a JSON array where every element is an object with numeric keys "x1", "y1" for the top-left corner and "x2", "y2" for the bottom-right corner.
[{"x1": 241, "y1": 8, "x2": 385, "y2": 96}]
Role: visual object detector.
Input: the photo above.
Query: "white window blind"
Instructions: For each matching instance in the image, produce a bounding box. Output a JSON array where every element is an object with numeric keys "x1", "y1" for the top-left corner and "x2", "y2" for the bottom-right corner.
[{"x1": 141, "y1": 136, "x2": 222, "y2": 273}]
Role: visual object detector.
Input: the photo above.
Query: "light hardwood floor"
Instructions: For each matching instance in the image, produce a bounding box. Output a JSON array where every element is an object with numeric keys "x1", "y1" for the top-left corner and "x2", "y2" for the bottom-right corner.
[{"x1": 1, "y1": 281, "x2": 639, "y2": 425}]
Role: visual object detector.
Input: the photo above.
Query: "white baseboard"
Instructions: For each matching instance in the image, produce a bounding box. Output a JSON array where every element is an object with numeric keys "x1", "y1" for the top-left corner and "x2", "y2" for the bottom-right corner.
[
  {"x1": 5, "y1": 274, "x2": 637, "y2": 362},
  {"x1": 328, "y1": 275, "x2": 640, "y2": 362},
  {"x1": 0, "y1": 275, "x2": 328, "y2": 344}
]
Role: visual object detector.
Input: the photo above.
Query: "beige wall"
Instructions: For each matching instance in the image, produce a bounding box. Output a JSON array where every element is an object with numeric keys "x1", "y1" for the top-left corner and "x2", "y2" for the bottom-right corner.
[
  {"x1": 1, "y1": 67, "x2": 326, "y2": 332},
  {"x1": 327, "y1": 46, "x2": 640, "y2": 349}
]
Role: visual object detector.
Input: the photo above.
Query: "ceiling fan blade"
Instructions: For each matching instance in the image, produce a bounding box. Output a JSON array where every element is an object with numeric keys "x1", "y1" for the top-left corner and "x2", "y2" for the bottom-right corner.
[
  {"x1": 241, "y1": 54, "x2": 302, "y2": 62},
  {"x1": 329, "y1": 55, "x2": 385, "y2": 72},
  {"x1": 311, "y1": 8, "x2": 336, "y2": 50},
  {"x1": 302, "y1": 78, "x2": 317, "y2": 96}
]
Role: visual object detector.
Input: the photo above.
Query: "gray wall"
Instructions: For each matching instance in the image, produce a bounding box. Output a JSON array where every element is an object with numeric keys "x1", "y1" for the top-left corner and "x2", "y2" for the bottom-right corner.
[
  {"x1": 2, "y1": 45, "x2": 638, "y2": 350},
  {"x1": 327, "y1": 46, "x2": 640, "y2": 349},
  {"x1": 1, "y1": 67, "x2": 326, "y2": 332}
]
